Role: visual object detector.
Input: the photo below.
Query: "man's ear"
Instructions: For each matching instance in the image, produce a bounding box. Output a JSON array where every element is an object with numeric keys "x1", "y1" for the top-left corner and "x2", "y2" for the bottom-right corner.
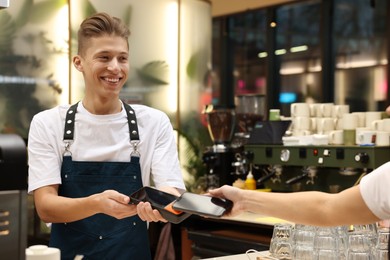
[{"x1": 73, "y1": 55, "x2": 83, "y2": 72}]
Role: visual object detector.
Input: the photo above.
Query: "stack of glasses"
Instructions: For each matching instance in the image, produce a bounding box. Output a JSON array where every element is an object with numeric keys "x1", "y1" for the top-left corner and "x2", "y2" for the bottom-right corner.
[{"x1": 269, "y1": 223, "x2": 389, "y2": 259}]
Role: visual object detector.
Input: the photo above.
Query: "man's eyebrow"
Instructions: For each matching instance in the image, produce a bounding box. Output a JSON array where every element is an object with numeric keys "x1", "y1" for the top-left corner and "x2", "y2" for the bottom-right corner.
[{"x1": 95, "y1": 50, "x2": 128, "y2": 55}]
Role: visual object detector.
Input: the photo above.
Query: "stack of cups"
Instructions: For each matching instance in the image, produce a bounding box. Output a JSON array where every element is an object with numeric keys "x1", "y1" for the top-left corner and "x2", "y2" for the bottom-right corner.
[
  {"x1": 269, "y1": 222, "x2": 388, "y2": 259},
  {"x1": 311, "y1": 103, "x2": 337, "y2": 137},
  {"x1": 313, "y1": 226, "x2": 347, "y2": 260},
  {"x1": 361, "y1": 114, "x2": 390, "y2": 146},
  {"x1": 346, "y1": 224, "x2": 378, "y2": 259},
  {"x1": 290, "y1": 103, "x2": 311, "y2": 137},
  {"x1": 293, "y1": 224, "x2": 316, "y2": 259},
  {"x1": 269, "y1": 223, "x2": 294, "y2": 259},
  {"x1": 374, "y1": 228, "x2": 390, "y2": 259},
  {"x1": 329, "y1": 104, "x2": 350, "y2": 145}
]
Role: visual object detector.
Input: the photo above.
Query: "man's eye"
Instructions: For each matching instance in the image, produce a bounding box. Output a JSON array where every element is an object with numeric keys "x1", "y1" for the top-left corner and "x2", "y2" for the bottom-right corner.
[
  {"x1": 99, "y1": 56, "x2": 109, "y2": 60},
  {"x1": 120, "y1": 56, "x2": 128, "y2": 62}
]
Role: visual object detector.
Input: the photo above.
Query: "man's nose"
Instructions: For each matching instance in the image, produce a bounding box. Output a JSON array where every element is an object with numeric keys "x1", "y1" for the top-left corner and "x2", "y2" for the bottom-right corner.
[{"x1": 107, "y1": 58, "x2": 120, "y2": 72}]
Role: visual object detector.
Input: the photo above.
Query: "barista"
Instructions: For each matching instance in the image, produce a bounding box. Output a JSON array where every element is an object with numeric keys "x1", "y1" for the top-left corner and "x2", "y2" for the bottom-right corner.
[{"x1": 27, "y1": 13, "x2": 185, "y2": 259}]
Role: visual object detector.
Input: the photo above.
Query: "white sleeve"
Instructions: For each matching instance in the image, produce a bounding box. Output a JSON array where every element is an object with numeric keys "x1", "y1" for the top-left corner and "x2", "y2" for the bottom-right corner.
[
  {"x1": 149, "y1": 113, "x2": 185, "y2": 190},
  {"x1": 360, "y1": 161, "x2": 390, "y2": 220},
  {"x1": 27, "y1": 112, "x2": 63, "y2": 193}
]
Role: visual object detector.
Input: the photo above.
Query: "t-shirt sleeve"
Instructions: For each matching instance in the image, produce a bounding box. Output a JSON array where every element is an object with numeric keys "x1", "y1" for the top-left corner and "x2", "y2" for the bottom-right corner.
[
  {"x1": 27, "y1": 113, "x2": 62, "y2": 193},
  {"x1": 149, "y1": 112, "x2": 186, "y2": 190},
  {"x1": 360, "y1": 161, "x2": 390, "y2": 220}
]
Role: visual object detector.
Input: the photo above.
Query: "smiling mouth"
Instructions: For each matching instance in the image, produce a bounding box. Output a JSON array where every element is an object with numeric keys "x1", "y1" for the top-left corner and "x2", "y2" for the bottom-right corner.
[{"x1": 103, "y1": 77, "x2": 121, "y2": 83}]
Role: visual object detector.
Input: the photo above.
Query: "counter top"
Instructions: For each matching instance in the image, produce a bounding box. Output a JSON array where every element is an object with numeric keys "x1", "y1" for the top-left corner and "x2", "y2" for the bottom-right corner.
[
  {"x1": 223, "y1": 212, "x2": 291, "y2": 226},
  {"x1": 202, "y1": 251, "x2": 277, "y2": 260}
]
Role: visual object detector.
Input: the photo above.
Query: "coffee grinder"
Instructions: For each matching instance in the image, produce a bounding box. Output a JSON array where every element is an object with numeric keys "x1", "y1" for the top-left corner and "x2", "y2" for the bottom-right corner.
[
  {"x1": 202, "y1": 94, "x2": 266, "y2": 190},
  {"x1": 234, "y1": 94, "x2": 266, "y2": 142},
  {"x1": 202, "y1": 105, "x2": 237, "y2": 190}
]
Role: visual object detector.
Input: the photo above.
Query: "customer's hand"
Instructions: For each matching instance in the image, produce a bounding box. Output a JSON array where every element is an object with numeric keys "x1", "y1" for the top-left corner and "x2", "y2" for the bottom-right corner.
[{"x1": 209, "y1": 185, "x2": 245, "y2": 217}]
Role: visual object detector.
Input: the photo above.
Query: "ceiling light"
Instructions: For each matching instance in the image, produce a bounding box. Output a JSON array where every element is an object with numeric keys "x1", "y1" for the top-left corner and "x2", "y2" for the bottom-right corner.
[
  {"x1": 275, "y1": 49, "x2": 286, "y2": 55},
  {"x1": 290, "y1": 45, "x2": 308, "y2": 53},
  {"x1": 258, "y1": 52, "x2": 268, "y2": 58}
]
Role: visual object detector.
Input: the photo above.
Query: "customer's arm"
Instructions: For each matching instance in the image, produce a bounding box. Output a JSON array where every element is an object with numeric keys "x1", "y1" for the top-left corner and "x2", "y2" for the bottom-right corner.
[{"x1": 209, "y1": 185, "x2": 380, "y2": 226}]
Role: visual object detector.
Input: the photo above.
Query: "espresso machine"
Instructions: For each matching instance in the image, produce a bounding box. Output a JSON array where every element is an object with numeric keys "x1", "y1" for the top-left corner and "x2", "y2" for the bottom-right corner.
[
  {"x1": 242, "y1": 102, "x2": 390, "y2": 192},
  {"x1": 244, "y1": 143, "x2": 390, "y2": 192},
  {"x1": 202, "y1": 94, "x2": 266, "y2": 190}
]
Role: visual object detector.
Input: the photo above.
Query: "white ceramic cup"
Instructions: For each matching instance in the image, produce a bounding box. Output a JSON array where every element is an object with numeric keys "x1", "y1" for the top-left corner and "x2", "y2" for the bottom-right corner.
[
  {"x1": 313, "y1": 134, "x2": 329, "y2": 145},
  {"x1": 334, "y1": 118, "x2": 343, "y2": 130},
  {"x1": 365, "y1": 111, "x2": 382, "y2": 129},
  {"x1": 316, "y1": 117, "x2": 335, "y2": 134},
  {"x1": 310, "y1": 103, "x2": 322, "y2": 117},
  {"x1": 332, "y1": 105, "x2": 349, "y2": 118},
  {"x1": 371, "y1": 120, "x2": 384, "y2": 131},
  {"x1": 357, "y1": 130, "x2": 376, "y2": 145},
  {"x1": 342, "y1": 113, "x2": 358, "y2": 130},
  {"x1": 311, "y1": 118, "x2": 318, "y2": 132},
  {"x1": 292, "y1": 116, "x2": 311, "y2": 130},
  {"x1": 382, "y1": 118, "x2": 390, "y2": 132},
  {"x1": 351, "y1": 112, "x2": 366, "y2": 127},
  {"x1": 319, "y1": 103, "x2": 334, "y2": 118},
  {"x1": 292, "y1": 129, "x2": 312, "y2": 137},
  {"x1": 329, "y1": 130, "x2": 343, "y2": 145},
  {"x1": 376, "y1": 131, "x2": 390, "y2": 146},
  {"x1": 355, "y1": 127, "x2": 370, "y2": 145},
  {"x1": 291, "y1": 103, "x2": 310, "y2": 117}
]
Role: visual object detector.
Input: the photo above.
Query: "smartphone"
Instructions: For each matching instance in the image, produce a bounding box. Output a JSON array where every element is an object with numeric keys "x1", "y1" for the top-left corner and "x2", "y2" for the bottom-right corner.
[
  {"x1": 129, "y1": 186, "x2": 178, "y2": 207},
  {"x1": 172, "y1": 192, "x2": 233, "y2": 217},
  {"x1": 129, "y1": 186, "x2": 191, "y2": 224}
]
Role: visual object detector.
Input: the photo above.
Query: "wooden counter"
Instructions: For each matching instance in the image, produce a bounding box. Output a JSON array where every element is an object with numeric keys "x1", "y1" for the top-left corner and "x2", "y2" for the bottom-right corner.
[{"x1": 180, "y1": 213, "x2": 290, "y2": 260}]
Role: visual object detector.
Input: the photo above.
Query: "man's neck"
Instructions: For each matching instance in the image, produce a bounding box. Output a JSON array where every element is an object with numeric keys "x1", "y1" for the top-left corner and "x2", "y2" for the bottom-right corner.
[{"x1": 82, "y1": 98, "x2": 122, "y2": 115}]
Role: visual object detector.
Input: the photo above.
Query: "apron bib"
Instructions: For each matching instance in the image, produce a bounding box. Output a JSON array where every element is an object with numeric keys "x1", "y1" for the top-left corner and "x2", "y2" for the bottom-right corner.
[{"x1": 50, "y1": 102, "x2": 151, "y2": 260}]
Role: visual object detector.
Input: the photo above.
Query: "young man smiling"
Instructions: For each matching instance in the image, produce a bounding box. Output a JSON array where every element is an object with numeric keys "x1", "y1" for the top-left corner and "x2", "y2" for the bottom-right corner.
[{"x1": 28, "y1": 12, "x2": 185, "y2": 259}]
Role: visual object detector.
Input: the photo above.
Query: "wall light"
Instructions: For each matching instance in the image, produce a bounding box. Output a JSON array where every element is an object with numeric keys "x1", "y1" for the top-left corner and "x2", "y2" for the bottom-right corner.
[
  {"x1": 290, "y1": 45, "x2": 308, "y2": 53},
  {"x1": 258, "y1": 52, "x2": 268, "y2": 58},
  {"x1": 275, "y1": 49, "x2": 286, "y2": 55}
]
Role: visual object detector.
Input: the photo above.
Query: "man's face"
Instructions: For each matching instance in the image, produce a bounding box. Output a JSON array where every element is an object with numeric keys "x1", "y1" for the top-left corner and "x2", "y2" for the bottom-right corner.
[{"x1": 75, "y1": 35, "x2": 129, "y2": 99}]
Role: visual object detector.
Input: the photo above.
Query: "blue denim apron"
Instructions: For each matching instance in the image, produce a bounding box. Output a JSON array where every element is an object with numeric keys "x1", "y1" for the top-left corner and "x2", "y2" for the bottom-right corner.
[{"x1": 50, "y1": 102, "x2": 151, "y2": 260}]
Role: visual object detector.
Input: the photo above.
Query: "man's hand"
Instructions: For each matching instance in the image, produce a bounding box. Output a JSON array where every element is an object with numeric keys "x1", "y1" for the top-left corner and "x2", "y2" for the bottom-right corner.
[
  {"x1": 136, "y1": 201, "x2": 167, "y2": 222},
  {"x1": 94, "y1": 190, "x2": 138, "y2": 219}
]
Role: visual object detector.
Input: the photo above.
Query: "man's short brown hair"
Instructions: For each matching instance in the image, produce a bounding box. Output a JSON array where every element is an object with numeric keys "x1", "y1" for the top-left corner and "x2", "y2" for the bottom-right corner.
[{"x1": 77, "y1": 12, "x2": 130, "y2": 56}]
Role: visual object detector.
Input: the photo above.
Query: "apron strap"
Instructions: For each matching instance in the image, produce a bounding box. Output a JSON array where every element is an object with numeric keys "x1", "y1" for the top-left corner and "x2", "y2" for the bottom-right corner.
[
  {"x1": 63, "y1": 102, "x2": 79, "y2": 141},
  {"x1": 63, "y1": 101, "x2": 140, "y2": 155},
  {"x1": 122, "y1": 101, "x2": 140, "y2": 157},
  {"x1": 122, "y1": 101, "x2": 139, "y2": 141}
]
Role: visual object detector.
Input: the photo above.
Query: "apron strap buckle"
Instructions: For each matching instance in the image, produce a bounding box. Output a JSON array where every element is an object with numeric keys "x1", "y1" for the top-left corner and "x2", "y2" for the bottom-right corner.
[
  {"x1": 63, "y1": 141, "x2": 73, "y2": 156},
  {"x1": 130, "y1": 140, "x2": 140, "y2": 157}
]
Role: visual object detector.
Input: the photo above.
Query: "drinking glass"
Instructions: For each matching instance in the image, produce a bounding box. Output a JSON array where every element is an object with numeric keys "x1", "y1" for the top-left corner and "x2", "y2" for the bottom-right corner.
[
  {"x1": 347, "y1": 251, "x2": 372, "y2": 260},
  {"x1": 294, "y1": 227, "x2": 315, "y2": 246},
  {"x1": 376, "y1": 228, "x2": 390, "y2": 250},
  {"x1": 269, "y1": 223, "x2": 294, "y2": 259},
  {"x1": 374, "y1": 249, "x2": 388, "y2": 260},
  {"x1": 348, "y1": 233, "x2": 372, "y2": 252},
  {"x1": 314, "y1": 249, "x2": 339, "y2": 260},
  {"x1": 293, "y1": 245, "x2": 313, "y2": 260}
]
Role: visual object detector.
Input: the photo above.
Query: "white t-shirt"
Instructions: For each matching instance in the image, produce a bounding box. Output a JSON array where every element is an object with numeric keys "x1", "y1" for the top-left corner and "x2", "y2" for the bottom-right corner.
[
  {"x1": 360, "y1": 161, "x2": 390, "y2": 220},
  {"x1": 28, "y1": 101, "x2": 185, "y2": 193}
]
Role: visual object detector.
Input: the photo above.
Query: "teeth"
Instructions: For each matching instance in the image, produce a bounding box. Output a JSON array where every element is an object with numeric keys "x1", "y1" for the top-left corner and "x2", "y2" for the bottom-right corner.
[{"x1": 105, "y1": 78, "x2": 119, "y2": 83}]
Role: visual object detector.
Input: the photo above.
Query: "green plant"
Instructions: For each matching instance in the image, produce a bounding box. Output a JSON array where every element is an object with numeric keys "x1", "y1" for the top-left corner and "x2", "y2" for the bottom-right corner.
[
  {"x1": 0, "y1": 0, "x2": 66, "y2": 138},
  {"x1": 176, "y1": 112, "x2": 212, "y2": 193}
]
